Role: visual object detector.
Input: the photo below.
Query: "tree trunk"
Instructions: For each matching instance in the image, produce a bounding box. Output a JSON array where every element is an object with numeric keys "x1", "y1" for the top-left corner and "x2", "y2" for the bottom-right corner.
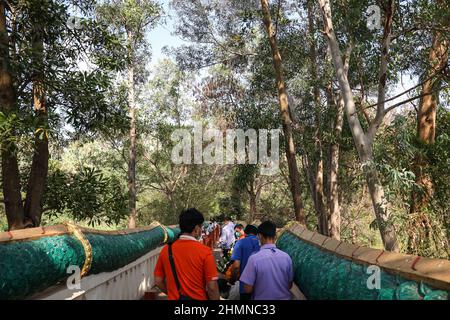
[
  {"x1": 302, "y1": 155, "x2": 317, "y2": 211},
  {"x1": 260, "y1": 0, "x2": 305, "y2": 224},
  {"x1": 328, "y1": 90, "x2": 344, "y2": 240},
  {"x1": 408, "y1": 20, "x2": 449, "y2": 252},
  {"x1": 351, "y1": 225, "x2": 357, "y2": 244},
  {"x1": 307, "y1": 0, "x2": 328, "y2": 235},
  {"x1": 247, "y1": 180, "x2": 262, "y2": 224},
  {"x1": 24, "y1": 19, "x2": 49, "y2": 227},
  {"x1": 411, "y1": 29, "x2": 448, "y2": 211},
  {"x1": 167, "y1": 192, "x2": 178, "y2": 220},
  {"x1": 303, "y1": 154, "x2": 328, "y2": 233},
  {"x1": 317, "y1": 0, "x2": 399, "y2": 251},
  {"x1": 315, "y1": 158, "x2": 327, "y2": 234},
  {"x1": 0, "y1": 2, "x2": 25, "y2": 230},
  {"x1": 127, "y1": 31, "x2": 137, "y2": 229},
  {"x1": 415, "y1": 30, "x2": 448, "y2": 145},
  {"x1": 367, "y1": 0, "x2": 398, "y2": 252},
  {"x1": 249, "y1": 191, "x2": 257, "y2": 224},
  {"x1": 362, "y1": 156, "x2": 399, "y2": 250}
]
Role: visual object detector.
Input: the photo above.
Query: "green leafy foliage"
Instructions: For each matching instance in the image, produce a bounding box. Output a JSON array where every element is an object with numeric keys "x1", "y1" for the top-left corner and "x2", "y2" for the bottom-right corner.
[
  {"x1": 374, "y1": 109, "x2": 450, "y2": 258},
  {"x1": 43, "y1": 165, "x2": 128, "y2": 227}
]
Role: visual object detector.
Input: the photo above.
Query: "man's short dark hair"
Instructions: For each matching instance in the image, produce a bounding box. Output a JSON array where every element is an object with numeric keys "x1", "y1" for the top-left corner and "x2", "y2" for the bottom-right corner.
[
  {"x1": 179, "y1": 208, "x2": 205, "y2": 233},
  {"x1": 235, "y1": 224, "x2": 244, "y2": 230},
  {"x1": 244, "y1": 224, "x2": 258, "y2": 235},
  {"x1": 224, "y1": 216, "x2": 232, "y2": 221},
  {"x1": 257, "y1": 221, "x2": 276, "y2": 238}
]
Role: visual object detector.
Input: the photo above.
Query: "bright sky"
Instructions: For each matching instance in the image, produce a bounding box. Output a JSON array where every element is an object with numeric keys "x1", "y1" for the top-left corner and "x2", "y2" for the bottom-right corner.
[
  {"x1": 147, "y1": 0, "x2": 185, "y2": 67},
  {"x1": 145, "y1": 0, "x2": 418, "y2": 117},
  {"x1": 75, "y1": 0, "x2": 418, "y2": 119}
]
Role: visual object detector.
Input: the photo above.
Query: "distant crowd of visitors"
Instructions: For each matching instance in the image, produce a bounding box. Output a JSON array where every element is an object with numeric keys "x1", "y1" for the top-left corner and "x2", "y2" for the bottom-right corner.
[{"x1": 154, "y1": 208, "x2": 294, "y2": 300}]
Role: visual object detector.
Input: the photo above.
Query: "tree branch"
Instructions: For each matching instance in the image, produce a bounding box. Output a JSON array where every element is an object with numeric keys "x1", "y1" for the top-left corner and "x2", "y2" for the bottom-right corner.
[
  {"x1": 368, "y1": 0, "x2": 395, "y2": 137},
  {"x1": 383, "y1": 84, "x2": 450, "y2": 114}
]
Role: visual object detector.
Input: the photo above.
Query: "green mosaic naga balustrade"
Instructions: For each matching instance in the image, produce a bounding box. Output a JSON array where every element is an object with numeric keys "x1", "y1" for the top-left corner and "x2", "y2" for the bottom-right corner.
[
  {"x1": 0, "y1": 223, "x2": 180, "y2": 300},
  {"x1": 277, "y1": 222, "x2": 450, "y2": 300},
  {"x1": 2, "y1": 220, "x2": 449, "y2": 300}
]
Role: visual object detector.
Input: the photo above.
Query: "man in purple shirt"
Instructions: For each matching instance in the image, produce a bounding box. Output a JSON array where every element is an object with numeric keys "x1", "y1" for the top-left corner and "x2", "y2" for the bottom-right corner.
[{"x1": 239, "y1": 221, "x2": 294, "y2": 300}]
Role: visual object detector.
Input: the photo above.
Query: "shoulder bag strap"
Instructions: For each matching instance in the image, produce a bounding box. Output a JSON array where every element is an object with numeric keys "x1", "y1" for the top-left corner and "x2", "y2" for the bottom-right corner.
[{"x1": 168, "y1": 242, "x2": 182, "y2": 296}]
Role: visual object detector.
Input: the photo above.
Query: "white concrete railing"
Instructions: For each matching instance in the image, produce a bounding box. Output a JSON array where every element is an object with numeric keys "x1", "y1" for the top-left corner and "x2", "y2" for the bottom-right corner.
[{"x1": 32, "y1": 246, "x2": 163, "y2": 300}]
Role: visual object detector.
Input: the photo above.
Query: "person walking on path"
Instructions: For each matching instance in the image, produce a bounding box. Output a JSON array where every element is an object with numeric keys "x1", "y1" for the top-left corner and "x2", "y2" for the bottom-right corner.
[
  {"x1": 230, "y1": 224, "x2": 260, "y2": 300},
  {"x1": 239, "y1": 221, "x2": 294, "y2": 300},
  {"x1": 154, "y1": 208, "x2": 220, "y2": 300},
  {"x1": 234, "y1": 224, "x2": 245, "y2": 240},
  {"x1": 219, "y1": 216, "x2": 235, "y2": 259}
]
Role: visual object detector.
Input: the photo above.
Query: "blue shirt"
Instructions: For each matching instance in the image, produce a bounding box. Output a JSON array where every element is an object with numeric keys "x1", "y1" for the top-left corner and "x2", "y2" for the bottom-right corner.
[
  {"x1": 231, "y1": 235, "x2": 260, "y2": 293},
  {"x1": 239, "y1": 243, "x2": 294, "y2": 300}
]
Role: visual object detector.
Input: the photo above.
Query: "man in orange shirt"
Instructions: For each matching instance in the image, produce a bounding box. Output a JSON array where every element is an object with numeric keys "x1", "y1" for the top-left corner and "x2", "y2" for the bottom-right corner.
[{"x1": 154, "y1": 208, "x2": 220, "y2": 300}]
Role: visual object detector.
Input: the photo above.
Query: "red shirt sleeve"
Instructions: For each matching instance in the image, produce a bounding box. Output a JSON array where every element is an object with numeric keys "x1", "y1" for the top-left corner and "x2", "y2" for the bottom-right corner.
[
  {"x1": 204, "y1": 250, "x2": 219, "y2": 281},
  {"x1": 154, "y1": 246, "x2": 167, "y2": 278}
]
